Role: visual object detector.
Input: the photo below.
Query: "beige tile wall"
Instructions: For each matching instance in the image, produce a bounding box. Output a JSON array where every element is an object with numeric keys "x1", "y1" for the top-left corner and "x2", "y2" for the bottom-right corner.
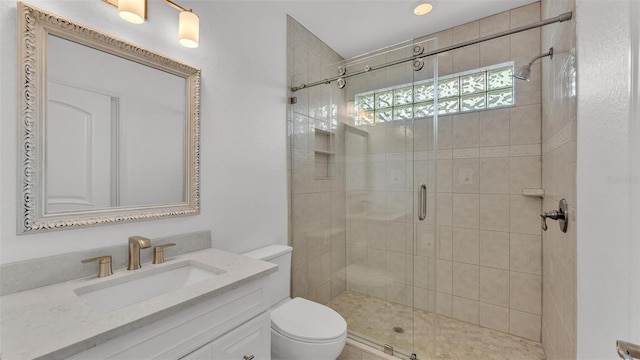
[
  {"x1": 424, "y1": 3, "x2": 544, "y2": 342},
  {"x1": 287, "y1": 16, "x2": 347, "y2": 304},
  {"x1": 288, "y1": 1, "x2": 547, "y2": 344},
  {"x1": 339, "y1": 3, "x2": 544, "y2": 342},
  {"x1": 540, "y1": 0, "x2": 577, "y2": 358}
]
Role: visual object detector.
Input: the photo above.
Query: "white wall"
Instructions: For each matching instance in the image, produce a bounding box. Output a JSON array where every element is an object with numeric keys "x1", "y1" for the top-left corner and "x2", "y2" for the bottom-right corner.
[
  {"x1": 0, "y1": 0, "x2": 288, "y2": 263},
  {"x1": 576, "y1": 0, "x2": 640, "y2": 357},
  {"x1": 631, "y1": 0, "x2": 640, "y2": 341}
]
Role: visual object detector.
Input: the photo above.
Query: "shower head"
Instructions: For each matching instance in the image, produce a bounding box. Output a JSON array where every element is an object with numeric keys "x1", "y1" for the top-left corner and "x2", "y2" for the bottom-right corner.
[
  {"x1": 514, "y1": 47, "x2": 553, "y2": 81},
  {"x1": 513, "y1": 65, "x2": 532, "y2": 81}
]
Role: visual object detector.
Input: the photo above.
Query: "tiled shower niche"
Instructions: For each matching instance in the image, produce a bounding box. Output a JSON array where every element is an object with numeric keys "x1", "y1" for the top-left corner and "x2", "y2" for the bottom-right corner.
[{"x1": 314, "y1": 128, "x2": 335, "y2": 179}]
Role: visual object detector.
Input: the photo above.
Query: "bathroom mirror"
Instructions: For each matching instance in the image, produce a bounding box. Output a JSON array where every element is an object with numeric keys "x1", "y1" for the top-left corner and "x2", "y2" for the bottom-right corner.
[{"x1": 17, "y1": 3, "x2": 201, "y2": 234}]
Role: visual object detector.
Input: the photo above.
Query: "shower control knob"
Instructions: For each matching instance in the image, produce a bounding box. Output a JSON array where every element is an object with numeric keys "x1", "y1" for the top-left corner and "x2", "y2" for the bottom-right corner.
[
  {"x1": 540, "y1": 198, "x2": 568, "y2": 233},
  {"x1": 540, "y1": 210, "x2": 562, "y2": 230}
]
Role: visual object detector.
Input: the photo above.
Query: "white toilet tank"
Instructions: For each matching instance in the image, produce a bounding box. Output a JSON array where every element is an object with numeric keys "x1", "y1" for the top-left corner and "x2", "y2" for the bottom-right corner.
[{"x1": 242, "y1": 245, "x2": 292, "y2": 308}]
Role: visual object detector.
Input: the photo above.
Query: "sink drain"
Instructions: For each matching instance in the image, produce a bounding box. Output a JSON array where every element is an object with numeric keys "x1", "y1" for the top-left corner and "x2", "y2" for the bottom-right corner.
[{"x1": 393, "y1": 326, "x2": 404, "y2": 333}]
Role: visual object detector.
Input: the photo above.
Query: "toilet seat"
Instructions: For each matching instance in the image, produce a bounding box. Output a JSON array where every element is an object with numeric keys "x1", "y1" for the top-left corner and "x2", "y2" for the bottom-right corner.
[{"x1": 271, "y1": 297, "x2": 347, "y2": 343}]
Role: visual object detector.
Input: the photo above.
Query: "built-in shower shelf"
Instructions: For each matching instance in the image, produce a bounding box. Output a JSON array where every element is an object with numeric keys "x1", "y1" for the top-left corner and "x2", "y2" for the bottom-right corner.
[
  {"x1": 314, "y1": 128, "x2": 335, "y2": 180},
  {"x1": 314, "y1": 149, "x2": 335, "y2": 155},
  {"x1": 522, "y1": 188, "x2": 545, "y2": 198}
]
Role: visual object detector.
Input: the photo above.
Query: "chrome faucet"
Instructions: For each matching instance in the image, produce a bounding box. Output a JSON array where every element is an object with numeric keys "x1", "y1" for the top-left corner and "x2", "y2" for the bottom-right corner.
[{"x1": 127, "y1": 236, "x2": 151, "y2": 270}]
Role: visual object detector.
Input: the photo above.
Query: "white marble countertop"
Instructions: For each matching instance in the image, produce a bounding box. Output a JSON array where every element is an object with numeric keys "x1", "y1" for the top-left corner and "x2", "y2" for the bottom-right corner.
[{"x1": 0, "y1": 248, "x2": 277, "y2": 360}]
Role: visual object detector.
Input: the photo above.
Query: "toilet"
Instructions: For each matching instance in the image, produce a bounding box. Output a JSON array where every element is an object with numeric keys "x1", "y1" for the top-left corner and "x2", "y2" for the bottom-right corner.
[{"x1": 242, "y1": 245, "x2": 347, "y2": 360}]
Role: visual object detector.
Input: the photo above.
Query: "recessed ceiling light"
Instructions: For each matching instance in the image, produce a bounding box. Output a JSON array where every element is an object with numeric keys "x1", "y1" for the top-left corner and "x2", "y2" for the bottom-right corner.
[{"x1": 413, "y1": 2, "x2": 433, "y2": 16}]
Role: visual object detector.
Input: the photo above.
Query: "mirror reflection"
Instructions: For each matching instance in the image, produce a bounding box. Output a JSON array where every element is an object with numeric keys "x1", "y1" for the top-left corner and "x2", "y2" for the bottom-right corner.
[{"x1": 46, "y1": 35, "x2": 186, "y2": 213}]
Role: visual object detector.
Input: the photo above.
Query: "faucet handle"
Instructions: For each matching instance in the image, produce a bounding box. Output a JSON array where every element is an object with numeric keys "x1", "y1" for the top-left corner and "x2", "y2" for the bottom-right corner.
[
  {"x1": 81, "y1": 255, "x2": 113, "y2": 277},
  {"x1": 153, "y1": 243, "x2": 176, "y2": 264}
]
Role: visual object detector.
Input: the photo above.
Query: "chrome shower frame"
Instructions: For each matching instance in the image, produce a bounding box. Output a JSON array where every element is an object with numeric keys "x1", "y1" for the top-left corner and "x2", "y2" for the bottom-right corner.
[{"x1": 291, "y1": 12, "x2": 571, "y2": 92}]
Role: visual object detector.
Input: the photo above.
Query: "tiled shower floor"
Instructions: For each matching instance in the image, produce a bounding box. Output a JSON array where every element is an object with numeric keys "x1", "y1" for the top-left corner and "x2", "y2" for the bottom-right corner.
[{"x1": 330, "y1": 290, "x2": 545, "y2": 360}]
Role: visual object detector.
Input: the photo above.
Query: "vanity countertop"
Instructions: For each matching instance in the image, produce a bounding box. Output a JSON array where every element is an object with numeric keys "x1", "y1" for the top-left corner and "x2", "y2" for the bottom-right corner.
[{"x1": 0, "y1": 248, "x2": 277, "y2": 360}]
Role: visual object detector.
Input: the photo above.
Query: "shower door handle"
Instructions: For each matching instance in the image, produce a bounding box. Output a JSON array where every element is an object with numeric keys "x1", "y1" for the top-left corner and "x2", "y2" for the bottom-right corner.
[{"x1": 418, "y1": 184, "x2": 427, "y2": 221}]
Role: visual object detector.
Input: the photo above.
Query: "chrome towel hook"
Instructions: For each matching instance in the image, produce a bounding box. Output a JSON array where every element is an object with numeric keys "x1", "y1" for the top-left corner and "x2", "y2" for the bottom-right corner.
[{"x1": 541, "y1": 198, "x2": 568, "y2": 233}]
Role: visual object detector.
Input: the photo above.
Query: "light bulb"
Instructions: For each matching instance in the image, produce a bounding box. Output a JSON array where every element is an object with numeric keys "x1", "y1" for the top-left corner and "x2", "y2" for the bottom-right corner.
[
  {"x1": 118, "y1": 0, "x2": 146, "y2": 24},
  {"x1": 413, "y1": 2, "x2": 433, "y2": 16},
  {"x1": 179, "y1": 10, "x2": 199, "y2": 48}
]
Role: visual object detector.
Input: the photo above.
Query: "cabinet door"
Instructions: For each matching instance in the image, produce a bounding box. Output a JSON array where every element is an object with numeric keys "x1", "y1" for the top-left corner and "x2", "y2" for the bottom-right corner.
[
  {"x1": 181, "y1": 312, "x2": 270, "y2": 360},
  {"x1": 179, "y1": 343, "x2": 214, "y2": 360}
]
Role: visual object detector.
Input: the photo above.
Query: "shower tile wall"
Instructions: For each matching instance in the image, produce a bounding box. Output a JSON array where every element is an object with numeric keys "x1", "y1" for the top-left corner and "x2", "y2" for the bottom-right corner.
[
  {"x1": 342, "y1": 3, "x2": 545, "y2": 342},
  {"x1": 286, "y1": 17, "x2": 347, "y2": 305},
  {"x1": 540, "y1": 0, "x2": 577, "y2": 358},
  {"x1": 433, "y1": 3, "x2": 543, "y2": 341}
]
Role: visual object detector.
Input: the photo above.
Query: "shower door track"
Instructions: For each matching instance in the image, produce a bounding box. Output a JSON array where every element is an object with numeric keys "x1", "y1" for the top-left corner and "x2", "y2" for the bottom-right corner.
[{"x1": 291, "y1": 11, "x2": 572, "y2": 92}]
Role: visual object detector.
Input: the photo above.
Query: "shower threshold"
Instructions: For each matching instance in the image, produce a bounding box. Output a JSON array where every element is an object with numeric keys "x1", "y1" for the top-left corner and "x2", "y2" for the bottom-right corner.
[{"x1": 347, "y1": 333, "x2": 417, "y2": 360}]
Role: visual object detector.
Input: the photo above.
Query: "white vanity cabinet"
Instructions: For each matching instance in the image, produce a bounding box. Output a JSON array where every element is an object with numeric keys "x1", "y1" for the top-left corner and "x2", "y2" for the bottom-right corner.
[
  {"x1": 180, "y1": 312, "x2": 270, "y2": 360},
  {"x1": 68, "y1": 278, "x2": 271, "y2": 360}
]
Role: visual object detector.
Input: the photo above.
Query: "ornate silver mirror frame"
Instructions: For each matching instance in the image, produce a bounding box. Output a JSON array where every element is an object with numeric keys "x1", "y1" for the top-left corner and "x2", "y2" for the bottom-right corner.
[{"x1": 17, "y1": 2, "x2": 201, "y2": 234}]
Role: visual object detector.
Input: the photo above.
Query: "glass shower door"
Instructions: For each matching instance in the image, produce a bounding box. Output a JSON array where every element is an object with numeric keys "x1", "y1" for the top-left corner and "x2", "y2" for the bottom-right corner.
[
  {"x1": 341, "y1": 49, "x2": 417, "y2": 357},
  {"x1": 336, "y1": 37, "x2": 438, "y2": 359},
  {"x1": 289, "y1": 35, "x2": 438, "y2": 359},
  {"x1": 410, "y1": 36, "x2": 438, "y2": 359}
]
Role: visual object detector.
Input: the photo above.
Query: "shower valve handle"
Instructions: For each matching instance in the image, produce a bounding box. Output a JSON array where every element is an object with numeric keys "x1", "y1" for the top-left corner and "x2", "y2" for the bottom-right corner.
[
  {"x1": 540, "y1": 198, "x2": 569, "y2": 233},
  {"x1": 540, "y1": 210, "x2": 564, "y2": 231}
]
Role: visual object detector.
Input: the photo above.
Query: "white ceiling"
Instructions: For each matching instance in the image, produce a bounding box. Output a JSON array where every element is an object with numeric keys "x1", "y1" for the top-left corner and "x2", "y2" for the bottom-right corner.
[{"x1": 273, "y1": 0, "x2": 538, "y2": 59}]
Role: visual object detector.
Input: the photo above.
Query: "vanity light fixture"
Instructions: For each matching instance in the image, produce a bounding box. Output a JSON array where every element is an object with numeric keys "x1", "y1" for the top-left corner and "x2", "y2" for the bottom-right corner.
[
  {"x1": 413, "y1": 2, "x2": 433, "y2": 16},
  {"x1": 102, "y1": 0, "x2": 199, "y2": 48},
  {"x1": 164, "y1": 0, "x2": 200, "y2": 48},
  {"x1": 117, "y1": 0, "x2": 146, "y2": 24}
]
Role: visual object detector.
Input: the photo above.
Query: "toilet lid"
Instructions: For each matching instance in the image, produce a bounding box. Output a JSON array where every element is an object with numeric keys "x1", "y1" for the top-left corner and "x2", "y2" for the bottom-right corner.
[{"x1": 271, "y1": 297, "x2": 347, "y2": 342}]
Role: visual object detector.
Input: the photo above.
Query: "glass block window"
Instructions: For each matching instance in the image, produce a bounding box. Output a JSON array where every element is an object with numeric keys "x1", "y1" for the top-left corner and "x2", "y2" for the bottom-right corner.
[{"x1": 354, "y1": 62, "x2": 514, "y2": 125}]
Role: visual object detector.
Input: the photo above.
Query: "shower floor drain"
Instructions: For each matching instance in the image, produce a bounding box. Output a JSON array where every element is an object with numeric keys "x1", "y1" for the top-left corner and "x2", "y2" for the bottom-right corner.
[{"x1": 393, "y1": 326, "x2": 405, "y2": 333}]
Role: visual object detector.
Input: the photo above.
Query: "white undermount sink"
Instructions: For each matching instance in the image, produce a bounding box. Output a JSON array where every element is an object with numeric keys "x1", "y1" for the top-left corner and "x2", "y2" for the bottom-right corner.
[{"x1": 75, "y1": 261, "x2": 225, "y2": 313}]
